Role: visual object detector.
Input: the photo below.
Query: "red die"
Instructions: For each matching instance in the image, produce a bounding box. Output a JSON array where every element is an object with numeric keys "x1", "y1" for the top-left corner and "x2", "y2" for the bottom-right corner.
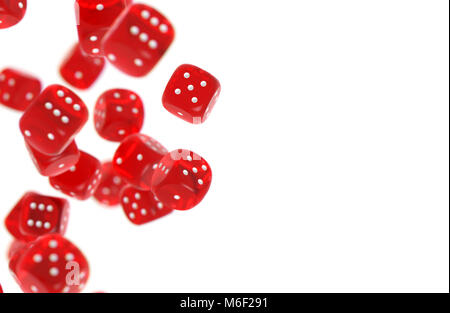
[
  {"x1": 162, "y1": 64, "x2": 221, "y2": 124},
  {"x1": 8, "y1": 240, "x2": 27, "y2": 260},
  {"x1": 19, "y1": 84, "x2": 88, "y2": 156},
  {"x1": 94, "y1": 161, "x2": 127, "y2": 206},
  {"x1": 75, "y1": 0, "x2": 129, "y2": 56},
  {"x1": 59, "y1": 44, "x2": 105, "y2": 90},
  {"x1": 94, "y1": 89, "x2": 144, "y2": 142},
  {"x1": 102, "y1": 3, "x2": 175, "y2": 77},
  {"x1": 26, "y1": 141, "x2": 80, "y2": 177},
  {"x1": 5, "y1": 192, "x2": 69, "y2": 242},
  {"x1": 151, "y1": 150, "x2": 212, "y2": 211},
  {"x1": 113, "y1": 134, "x2": 167, "y2": 190},
  {"x1": 120, "y1": 185, "x2": 172, "y2": 225},
  {"x1": 49, "y1": 151, "x2": 102, "y2": 200},
  {"x1": 0, "y1": 68, "x2": 41, "y2": 111},
  {"x1": 0, "y1": 0, "x2": 26, "y2": 29},
  {"x1": 10, "y1": 234, "x2": 89, "y2": 293}
]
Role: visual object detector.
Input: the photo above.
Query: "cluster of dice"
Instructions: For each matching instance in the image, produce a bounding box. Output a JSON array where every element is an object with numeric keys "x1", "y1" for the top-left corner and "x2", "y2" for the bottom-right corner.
[{"x1": 0, "y1": 1, "x2": 221, "y2": 293}]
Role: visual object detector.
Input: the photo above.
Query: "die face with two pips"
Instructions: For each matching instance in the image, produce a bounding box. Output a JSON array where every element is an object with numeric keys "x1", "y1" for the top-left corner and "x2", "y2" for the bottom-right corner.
[
  {"x1": 49, "y1": 151, "x2": 102, "y2": 200},
  {"x1": 151, "y1": 149, "x2": 212, "y2": 211},
  {"x1": 19, "y1": 84, "x2": 89, "y2": 156},
  {"x1": 162, "y1": 64, "x2": 221, "y2": 124},
  {"x1": 0, "y1": 68, "x2": 41, "y2": 111},
  {"x1": 102, "y1": 3, "x2": 175, "y2": 77},
  {"x1": 94, "y1": 89, "x2": 144, "y2": 142},
  {"x1": 113, "y1": 134, "x2": 167, "y2": 190},
  {"x1": 0, "y1": 0, "x2": 26, "y2": 29},
  {"x1": 10, "y1": 234, "x2": 89, "y2": 293},
  {"x1": 75, "y1": 0, "x2": 130, "y2": 56},
  {"x1": 5, "y1": 192, "x2": 69, "y2": 242},
  {"x1": 59, "y1": 44, "x2": 105, "y2": 90}
]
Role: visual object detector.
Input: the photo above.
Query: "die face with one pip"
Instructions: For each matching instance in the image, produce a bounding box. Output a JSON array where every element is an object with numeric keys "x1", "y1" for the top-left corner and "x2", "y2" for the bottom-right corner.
[
  {"x1": 49, "y1": 151, "x2": 102, "y2": 200},
  {"x1": 4, "y1": 192, "x2": 69, "y2": 242},
  {"x1": 94, "y1": 89, "x2": 144, "y2": 142},
  {"x1": 0, "y1": 68, "x2": 42, "y2": 111},
  {"x1": 151, "y1": 149, "x2": 212, "y2": 211},
  {"x1": 102, "y1": 3, "x2": 175, "y2": 77},
  {"x1": 75, "y1": 0, "x2": 129, "y2": 56},
  {"x1": 59, "y1": 44, "x2": 105, "y2": 90},
  {"x1": 19, "y1": 84, "x2": 89, "y2": 156},
  {"x1": 26, "y1": 140, "x2": 80, "y2": 177},
  {"x1": 0, "y1": 0, "x2": 26, "y2": 29},
  {"x1": 162, "y1": 64, "x2": 221, "y2": 124},
  {"x1": 10, "y1": 234, "x2": 89, "y2": 293},
  {"x1": 113, "y1": 134, "x2": 167, "y2": 190}
]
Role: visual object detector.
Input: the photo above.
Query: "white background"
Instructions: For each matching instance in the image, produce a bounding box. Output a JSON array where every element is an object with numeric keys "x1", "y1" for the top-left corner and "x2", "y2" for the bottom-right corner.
[{"x1": 0, "y1": 0, "x2": 448, "y2": 293}]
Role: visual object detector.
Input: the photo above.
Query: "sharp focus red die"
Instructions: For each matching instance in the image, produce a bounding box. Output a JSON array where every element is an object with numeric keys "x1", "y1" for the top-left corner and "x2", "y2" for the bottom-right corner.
[
  {"x1": 5, "y1": 192, "x2": 69, "y2": 242},
  {"x1": 75, "y1": 0, "x2": 130, "y2": 57},
  {"x1": 113, "y1": 134, "x2": 168, "y2": 190},
  {"x1": 94, "y1": 161, "x2": 127, "y2": 206},
  {"x1": 102, "y1": 3, "x2": 175, "y2": 77},
  {"x1": 120, "y1": 185, "x2": 172, "y2": 225},
  {"x1": 25, "y1": 141, "x2": 80, "y2": 177},
  {"x1": 94, "y1": 89, "x2": 144, "y2": 142},
  {"x1": 0, "y1": 68, "x2": 41, "y2": 111},
  {"x1": 151, "y1": 149, "x2": 212, "y2": 211},
  {"x1": 9, "y1": 234, "x2": 89, "y2": 293},
  {"x1": 59, "y1": 44, "x2": 105, "y2": 90},
  {"x1": 0, "y1": 0, "x2": 26, "y2": 29},
  {"x1": 19, "y1": 84, "x2": 89, "y2": 156},
  {"x1": 162, "y1": 64, "x2": 221, "y2": 124},
  {"x1": 49, "y1": 151, "x2": 102, "y2": 200}
]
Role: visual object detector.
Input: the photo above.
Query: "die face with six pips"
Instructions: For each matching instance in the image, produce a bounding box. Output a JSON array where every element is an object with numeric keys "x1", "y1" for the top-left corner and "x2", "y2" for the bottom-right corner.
[{"x1": 19, "y1": 84, "x2": 89, "y2": 156}]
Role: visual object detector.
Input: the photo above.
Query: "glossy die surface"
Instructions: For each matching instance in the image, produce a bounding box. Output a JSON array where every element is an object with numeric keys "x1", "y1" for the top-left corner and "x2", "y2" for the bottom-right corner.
[
  {"x1": 0, "y1": 68, "x2": 41, "y2": 111},
  {"x1": 60, "y1": 44, "x2": 105, "y2": 90},
  {"x1": 102, "y1": 3, "x2": 175, "y2": 77},
  {"x1": 75, "y1": 0, "x2": 129, "y2": 56},
  {"x1": 94, "y1": 161, "x2": 127, "y2": 206},
  {"x1": 10, "y1": 234, "x2": 89, "y2": 293},
  {"x1": 151, "y1": 150, "x2": 212, "y2": 211},
  {"x1": 113, "y1": 134, "x2": 167, "y2": 189},
  {"x1": 94, "y1": 89, "x2": 144, "y2": 142},
  {"x1": 19, "y1": 85, "x2": 88, "y2": 155},
  {"x1": 0, "y1": 0, "x2": 26, "y2": 29},
  {"x1": 162, "y1": 64, "x2": 221, "y2": 124},
  {"x1": 120, "y1": 185, "x2": 172, "y2": 225},
  {"x1": 5, "y1": 192, "x2": 69, "y2": 242},
  {"x1": 49, "y1": 151, "x2": 102, "y2": 200},
  {"x1": 26, "y1": 141, "x2": 80, "y2": 177}
]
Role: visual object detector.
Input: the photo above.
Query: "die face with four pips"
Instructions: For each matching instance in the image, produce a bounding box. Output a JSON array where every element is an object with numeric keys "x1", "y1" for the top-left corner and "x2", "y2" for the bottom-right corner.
[
  {"x1": 0, "y1": 68, "x2": 42, "y2": 111},
  {"x1": 19, "y1": 84, "x2": 89, "y2": 156}
]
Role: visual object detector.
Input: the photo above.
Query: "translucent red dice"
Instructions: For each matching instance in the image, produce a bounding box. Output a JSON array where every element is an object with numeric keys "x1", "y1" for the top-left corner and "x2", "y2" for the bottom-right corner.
[
  {"x1": 113, "y1": 134, "x2": 167, "y2": 190},
  {"x1": 5, "y1": 192, "x2": 69, "y2": 242},
  {"x1": 19, "y1": 84, "x2": 88, "y2": 155},
  {"x1": 0, "y1": 68, "x2": 41, "y2": 111},
  {"x1": 120, "y1": 185, "x2": 172, "y2": 225},
  {"x1": 75, "y1": 0, "x2": 129, "y2": 56},
  {"x1": 151, "y1": 150, "x2": 212, "y2": 211},
  {"x1": 94, "y1": 89, "x2": 144, "y2": 142},
  {"x1": 162, "y1": 64, "x2": 221, "y2": 124},
  {"x1": 94, "y1": 161, "x2": 127, "y2": 206},
  {"x1": 102, "y1": 3, "x2": 175, "y2": 77},
  {"x1": 9, "y1": 234, "x2": 89, "y2": 293},
  {"x1": 60, "y1": 44, "x2": 105, "y2": 90},
  {"x1": 25, "y1": 141, "x2": 80, "y2": 177},
  {"x1": 50, "y1": 151, "x2": 102, "y2": 200},
  {"x1": 0, "y1": 0, "x2": 26, "y2": 29}
]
